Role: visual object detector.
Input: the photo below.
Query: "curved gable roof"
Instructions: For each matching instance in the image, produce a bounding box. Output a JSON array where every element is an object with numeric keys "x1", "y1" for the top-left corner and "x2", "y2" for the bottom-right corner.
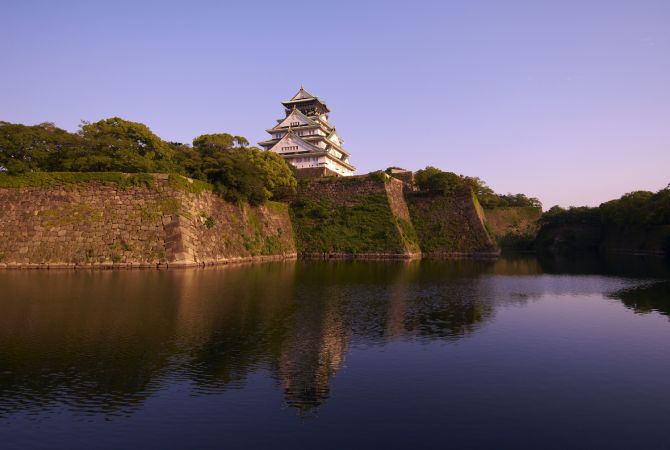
[{"x1": 273, "y1": 107, "x2": 317, "y2": 129}]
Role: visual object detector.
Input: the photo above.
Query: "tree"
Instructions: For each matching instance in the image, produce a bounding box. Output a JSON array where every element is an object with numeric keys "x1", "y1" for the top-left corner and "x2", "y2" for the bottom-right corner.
[
  {"x1": 0, "y1": 121, "x2": 81, "y2": 174},
  {"x1": 415, "y1": 166, "x2": 466, "y2": 195},
  {"x1": 193, "y1": 133, "x2": 235, "y2": 156},
  {"x1": 1, "y1": 118, "x2": 297, "y2": 206},
  {"x1": 464, "y1": 176, "x2": 499, "y2": 207},
  {"x1": 234, "y1": 136, "x2": 249, "y2": 148},
  {"x1": 414, "y1": 166, "x2": 443, "y2": 190},
  {"x1": 169, "y1": 142, "x2": 204, "y2": 180},
  {"x1": 247, "y1": 148, "x2": 297, "y2": 200},
  {"x1": 68, "y1": 117, "x2": 176, "y2": 172},
  {"x1": 193, "y1": 134, "x2": 296, "y2": 205}
]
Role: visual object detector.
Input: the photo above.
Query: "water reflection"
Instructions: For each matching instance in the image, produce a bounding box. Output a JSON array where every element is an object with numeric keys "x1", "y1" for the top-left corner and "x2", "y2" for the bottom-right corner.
[
  {"x1": 0, "y1": 271, "x2": 182, "y2": 415},
  {"x1": 535, "y1": 252, "x2": 670, "y2": 278},
  {"x1": 609, "y1": 281, "x2": 670, "y2": 318},
  {"x1": 0, "y1": 256, "x2": 667, "y2": 418}
]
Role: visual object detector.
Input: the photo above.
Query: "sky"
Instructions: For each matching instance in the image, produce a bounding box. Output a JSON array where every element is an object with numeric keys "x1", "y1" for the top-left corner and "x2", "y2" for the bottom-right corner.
[{"x1": 1, "y1": 0, "x2": 668, "y2": 208}]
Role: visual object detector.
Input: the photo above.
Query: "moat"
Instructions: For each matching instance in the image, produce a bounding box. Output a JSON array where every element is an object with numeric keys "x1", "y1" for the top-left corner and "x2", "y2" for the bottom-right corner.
[{"x1": 1, "y1": 256, "x2": 669, "y2": 449}]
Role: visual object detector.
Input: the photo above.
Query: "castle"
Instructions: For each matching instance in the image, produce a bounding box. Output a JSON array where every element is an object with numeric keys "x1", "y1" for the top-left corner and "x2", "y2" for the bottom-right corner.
[{"x1": 259, "y1": 87, "x2": 355, "y2": 176}]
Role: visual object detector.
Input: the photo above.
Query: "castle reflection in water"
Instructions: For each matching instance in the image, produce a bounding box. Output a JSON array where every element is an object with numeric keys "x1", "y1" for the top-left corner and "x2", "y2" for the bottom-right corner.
[{"x1": 0, "y1": 256, "x2": 667, "y2": 417}]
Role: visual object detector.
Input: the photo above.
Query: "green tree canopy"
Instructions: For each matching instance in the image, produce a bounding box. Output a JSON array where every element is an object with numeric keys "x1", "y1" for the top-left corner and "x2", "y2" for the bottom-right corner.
[
  {"x1": 414, "y1": 166, "x2": 542, "y2": 208},
  {"x1": 415, "y1": 166, "x2": 465, "y2": 194},
  {"x1": 540, "y1": 185, "x2": 670, "y2": 228},
  {"x1": 193, "y1": 133, "x2": 236, "y2": 156},
  {"x1": 0, "y1": 121, "x2": 81, "y2": 174},
  {"x1": 67, "y1": 117, "x2": 176, "y2": 172},
  {"x1": 0, "y1": 119, "x2": 297, "y2": 206},
  {"x1": 193, "y1": 133, "x2": 296, "y2": 205}
]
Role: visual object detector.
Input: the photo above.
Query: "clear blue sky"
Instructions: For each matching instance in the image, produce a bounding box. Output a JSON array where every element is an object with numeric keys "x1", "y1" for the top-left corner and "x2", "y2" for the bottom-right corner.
[{"x1": 2, "y1": 0, "x2": 668, "y2": 207}]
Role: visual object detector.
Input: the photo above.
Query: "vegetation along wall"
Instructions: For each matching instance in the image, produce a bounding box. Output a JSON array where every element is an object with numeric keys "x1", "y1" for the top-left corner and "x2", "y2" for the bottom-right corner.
[
  {"x1": 289, "y1": 173, "x2": 421, "y2": 259},
  {"x1": 406, "y1": 186, "x2": 499, "y2": 258},
  {"x1": 0, "y1": 173, "x2": 296, "y2": 268},
  {"x1": 0, "y1": 170, "x2": 507, "y2": 267},
  {"x1": 535, "y1": 187, "x2": 670, "y2": 257},
  {"x1": 484, "y1": 206, "x2": 543, "y2": 252}
]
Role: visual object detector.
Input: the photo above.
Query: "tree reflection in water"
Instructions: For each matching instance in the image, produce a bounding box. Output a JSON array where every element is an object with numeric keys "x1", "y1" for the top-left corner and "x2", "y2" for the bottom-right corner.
[
  {"x1": 609, "y1": 281, "x2": 670, "y2": 318},
  {"x1": 0, "y1": 255, "x2": 665, "y2": 417}
]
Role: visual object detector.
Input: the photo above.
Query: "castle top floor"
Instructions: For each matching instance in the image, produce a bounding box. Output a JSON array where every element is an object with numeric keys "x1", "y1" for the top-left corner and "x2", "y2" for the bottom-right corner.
[{"x1": 281, "y1": 86, "x2": 330, "y2": 119}]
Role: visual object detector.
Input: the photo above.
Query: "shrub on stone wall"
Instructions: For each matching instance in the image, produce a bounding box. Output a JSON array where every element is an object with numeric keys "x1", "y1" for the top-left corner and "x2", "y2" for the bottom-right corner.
[{"x1": 0, "y1": 120, "x2": 297, "y2": 206}]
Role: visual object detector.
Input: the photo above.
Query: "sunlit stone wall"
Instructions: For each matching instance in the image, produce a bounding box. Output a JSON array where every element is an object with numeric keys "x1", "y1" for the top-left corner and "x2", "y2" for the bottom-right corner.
[
  {"x1": 406, "y1": 187, "x2": 499, "y2": 258},
  {"x1": 0, "y1": 175, "x2": 296, "y2": 268}
]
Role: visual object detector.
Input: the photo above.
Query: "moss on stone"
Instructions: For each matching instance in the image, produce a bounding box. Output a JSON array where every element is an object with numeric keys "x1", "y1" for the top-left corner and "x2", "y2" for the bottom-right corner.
[
  {"x1": 407, "y1": 189, "x2": 497, "y2": 255},
  {"x1": 39, "y1": 203, "x2": 105, "y2": 227},
  {"x1": 397, "y1": 217, "x2": 420, "y2": 251},
  {"x1": 290, "y1": 192, "x2": 405, "y2": 254},
  {"x1": 247, "y1": 209, "x2": 262, "y2": 234},
  {"x1": 167, "y1": 174, "x2": 213, "y2": 194},
  {"x1": 266, "y1": 201, "x2": 288, "y2": 213},
  {"x1": 0, "y1": 172, "x2": 216, "y2": 195},
  {"x1": 136, "y1": 198, "x2": 181, "y2": 220},
  {"x1": 484, "y1": 206, "x2": 542, "y2": 252},
  {"x1": 0, "y1": 172, "x2": 155, "y2": 189}
]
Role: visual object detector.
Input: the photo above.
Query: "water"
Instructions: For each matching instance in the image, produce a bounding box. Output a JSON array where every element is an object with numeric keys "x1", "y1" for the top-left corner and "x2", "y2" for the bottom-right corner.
[{"x1": 0, "y1": 256, "x2": 669, "y2": 449}]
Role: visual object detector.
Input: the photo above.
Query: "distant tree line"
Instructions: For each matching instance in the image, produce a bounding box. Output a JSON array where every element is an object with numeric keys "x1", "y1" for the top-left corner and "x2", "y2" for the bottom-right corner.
[
  {"x1": 541, "y1": 186, "x2": 670, "y2": 228},
  {"x1": 411, "y1": 166, "x2": 542, "y2": 209},
  {"x1": 0, "y1": 118, "x2": 296, "y2": 205}
]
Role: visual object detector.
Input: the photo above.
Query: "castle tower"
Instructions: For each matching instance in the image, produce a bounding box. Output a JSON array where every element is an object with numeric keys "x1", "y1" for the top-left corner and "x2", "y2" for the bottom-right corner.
[{"x1": 259, "y1": 87, "x2": 355, "y2": 176}]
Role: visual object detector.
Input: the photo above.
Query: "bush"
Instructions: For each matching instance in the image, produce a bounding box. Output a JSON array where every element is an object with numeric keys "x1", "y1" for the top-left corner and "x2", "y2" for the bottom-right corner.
[
  {"x1": 414, "y1": 167, "x2": 542, "y2": 208},
  {"x1": 415, "y1": 166, "x2": 465, "y2": 194},
  {"x1": 464, "y1": 176, "x2": 542, "y2": 209},
  {"x1": 0, "y1": 121, "x2": 82, "y2": 174},
  {"x1": 0, "y1": 120, "x2": 297, "y2": 206},
  {"x1": 194, "y1": 133, "x2": 296, "y2": 205}
]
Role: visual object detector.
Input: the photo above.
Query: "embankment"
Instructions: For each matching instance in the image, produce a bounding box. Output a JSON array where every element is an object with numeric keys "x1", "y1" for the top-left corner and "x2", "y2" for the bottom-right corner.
[
  {"x1": 0, "y1": 171, "x2": 506, "y2": 266},
  {"x1": 484, "y1": 206, "x2": 542, "y2": 252},
  {"x1": 405, "y1": 187, "x2": 499, "y2": 258},
  {"x1": 0, "y1": 173, "x2": 296, "y2": 268},
  {"x1": 289, "y1": 173, "x2": 421, "y2": 259}
]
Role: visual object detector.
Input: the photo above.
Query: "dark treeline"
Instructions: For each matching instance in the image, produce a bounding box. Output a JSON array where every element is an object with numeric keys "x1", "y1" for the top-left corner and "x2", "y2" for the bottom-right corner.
[
  {"x1": 536, "y1": 187, "x2": 670, "y2": 256},
  {"x1": 0, "y1": 118, "x2": 296, "y2": 205},
  {"x1": 541, "y1": 187, "x2": 670, "y2": 228},
  {"x1": 409, "y1": 166, "x2": 542, "y2": 209}
]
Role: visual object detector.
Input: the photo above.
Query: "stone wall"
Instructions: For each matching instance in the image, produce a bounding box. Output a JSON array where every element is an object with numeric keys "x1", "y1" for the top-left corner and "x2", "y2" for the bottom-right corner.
[
  {"x1": 387, "y1": 170, "x2": 415, "y2": 186},
  {"x1": 384, "y1": 176, "x2": 421, "y2": 255},
  {"x1": 0, "y1": 175, "x2": 296, "y2": 268},
  {"x1": 290, "y1": 174, "x2": 421, "y2": 258},
  {"x1": 174, "y1": 192, "x2": 295, "y2": 265},
  {"x1": 295, "y1": 167, "x2": 341, "y2": 178},
  {"x1": 406, "y1": 188, "x2": 499, "y2": 258},
  {"x1": 0, "y1": 171, "x2": 508, "y2": 267},
  {"x1": 484, "y1": 207, "x2": 543, "y2": 251}
]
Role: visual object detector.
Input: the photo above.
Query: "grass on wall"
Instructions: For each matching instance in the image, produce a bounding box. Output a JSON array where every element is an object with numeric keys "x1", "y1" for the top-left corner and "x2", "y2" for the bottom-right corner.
[
  {"x1": 407, "y1": 190, "x2": 496, "y2": 254},
  {"x1": 0, "y1": 172, "x2": 219, "y2": 194},
  {"x1": 397, "y1": 217, "x2": 420, "y2": 252},
  {"x1": 0, "y1": 172, "x2": 158, "y2": 189},
  {"x1": 166, "y1": 174, "x2": 213, "y2": 194},
  {"x1": 483, "y1": 206, "x2": 543, "y2": 251},
  {"x1": 290, "y1": 192, "x2": 406, "y2": 254}
]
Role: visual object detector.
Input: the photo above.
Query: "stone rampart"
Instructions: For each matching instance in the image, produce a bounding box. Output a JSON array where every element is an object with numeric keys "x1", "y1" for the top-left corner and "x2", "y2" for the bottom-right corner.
[
  {"x1": 484, "y1": 206, "x2": 543, "y2": 251},
  {"x1": 290, "y1": 174, "x2": 421, "y2": 258},
  {"x1": 0, "y1": 171, "x2": 505, "y2": 266},
  {"x1": 406, "y1": 188, "x2": 499, "y2": 258},
  {"x1": 0, "y1": 174, "x2": 296, "y2": 268}
]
